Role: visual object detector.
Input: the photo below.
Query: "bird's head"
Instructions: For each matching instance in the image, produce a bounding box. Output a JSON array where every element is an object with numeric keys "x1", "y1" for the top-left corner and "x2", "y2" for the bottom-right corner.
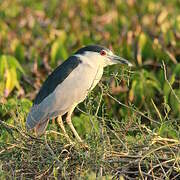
[{"x1": 75, "y1": 45, "x2": 132, "y2": 67}]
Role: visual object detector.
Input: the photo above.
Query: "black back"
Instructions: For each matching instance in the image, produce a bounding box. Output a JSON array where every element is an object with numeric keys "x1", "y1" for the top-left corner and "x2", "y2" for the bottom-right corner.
[
  {"x1": 75, "y1": 45, "x2": 109, "y2": 55},
  {"x1": 34, "y1": 56, "x2": 82, "y2": 105}
]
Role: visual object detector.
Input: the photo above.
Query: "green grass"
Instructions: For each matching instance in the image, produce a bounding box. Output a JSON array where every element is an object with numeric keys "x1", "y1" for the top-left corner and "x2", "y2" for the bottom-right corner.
[{"x1": 0, "y1": 0, "x2": 180, "y2": 179}]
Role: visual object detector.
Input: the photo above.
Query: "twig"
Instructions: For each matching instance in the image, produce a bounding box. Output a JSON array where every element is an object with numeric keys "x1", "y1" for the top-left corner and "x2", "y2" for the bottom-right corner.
[
  {"x1": 44, "y1": 132, "x2": 62, "y2": 168},
  {"x1": 165, "y1": 50, "x2": 177, "y2": 64},
  {"x1": 95, "y1": 84, "x2": 103, "y2": 116},
  {"x1": 0, "y1": 145, "x2": 16, "y2": 154},
  {"x1": 154, "y1": 153, "x2": 168, "y2": 179},
  {"x1": 119, "y1": 170, "x2": 162, "y2": 180},
  {"x1": 0, "y1": 119, "x2": 28, "y2": 138},
  {"x1": 138, "y1": 143, "x2": 180, "y2": 180},
  {"x1": 106, "y1": 93, "x2": 160, "y2": 124},
  {"x1": 147, "y1": 158, "x2": 176, "y2": 176},
  {"x1": 151, "y1": 99, "x2": 163, "y2": 123},
  {"x1": 0, "y1": 119, "x2": 44, "y2": 143},
  {"x1": 162, "y1": 61, "x2": 180, "y2": 104}
]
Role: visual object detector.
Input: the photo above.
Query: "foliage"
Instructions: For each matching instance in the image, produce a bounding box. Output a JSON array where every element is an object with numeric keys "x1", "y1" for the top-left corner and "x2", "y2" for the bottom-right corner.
[
  {"x1": 0, "y1": 0, "x2": 179, "y2": 179},
  {"x1": 0, "y1": 55, "x2": 25, "y2": 97}
]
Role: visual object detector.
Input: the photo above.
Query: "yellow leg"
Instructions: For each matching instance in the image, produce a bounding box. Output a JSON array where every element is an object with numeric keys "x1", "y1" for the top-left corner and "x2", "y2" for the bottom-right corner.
[
  {"x1": 57, "y1": 116, "x2": 72, "y2": 143},
  {"x1": 66, "y1": 105, "x2": 83, "y2": 143}
]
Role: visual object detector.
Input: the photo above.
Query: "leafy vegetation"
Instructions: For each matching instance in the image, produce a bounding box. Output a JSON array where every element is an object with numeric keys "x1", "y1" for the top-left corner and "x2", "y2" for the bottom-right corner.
[{"x1": 0, "y1": 0, "x2": 179, "y2": 179}]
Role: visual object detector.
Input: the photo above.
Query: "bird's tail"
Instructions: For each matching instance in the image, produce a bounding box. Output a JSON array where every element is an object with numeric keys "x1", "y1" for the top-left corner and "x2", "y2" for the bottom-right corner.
[
  {"x1": 26, "y1": 107, "x2": 48, "y2": 136},
  {"x1": 26, "y1": 111, "x2": 38, "y2": 130},
  {"x1": 34, "y1": 119, "x2": 49, "y2": 136}
]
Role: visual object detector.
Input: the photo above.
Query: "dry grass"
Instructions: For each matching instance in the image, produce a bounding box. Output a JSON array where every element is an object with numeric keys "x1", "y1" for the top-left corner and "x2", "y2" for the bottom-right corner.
[{"x1": 0, "y1": 92, "x2": 179, "y2": 179}]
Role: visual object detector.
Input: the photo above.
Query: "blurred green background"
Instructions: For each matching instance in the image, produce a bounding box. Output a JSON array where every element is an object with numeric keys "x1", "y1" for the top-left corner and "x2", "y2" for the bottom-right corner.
[{"x1": 0, "y1": 0, "x2": 179, "y2": 179}]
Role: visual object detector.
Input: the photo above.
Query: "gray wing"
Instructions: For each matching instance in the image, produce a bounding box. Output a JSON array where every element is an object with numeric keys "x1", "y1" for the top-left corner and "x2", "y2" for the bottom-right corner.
[
  {"x1": 26, "y1": 55, "x2": 103, "y2": 130},
  {"x1": 34, "y1": 56, "x2": 82, "y2": 105}
]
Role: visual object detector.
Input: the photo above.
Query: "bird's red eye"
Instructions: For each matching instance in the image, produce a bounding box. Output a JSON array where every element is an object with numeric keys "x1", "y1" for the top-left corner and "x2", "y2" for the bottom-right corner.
[{"x1": 100, "y1": 50, "x2": 106, "y2": 56}]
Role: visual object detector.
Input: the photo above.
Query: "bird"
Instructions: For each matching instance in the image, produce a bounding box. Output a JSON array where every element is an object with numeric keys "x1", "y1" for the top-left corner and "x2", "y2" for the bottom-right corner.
[{"x1": 26, "y1": 45, "x2": 132, "y2": 144}]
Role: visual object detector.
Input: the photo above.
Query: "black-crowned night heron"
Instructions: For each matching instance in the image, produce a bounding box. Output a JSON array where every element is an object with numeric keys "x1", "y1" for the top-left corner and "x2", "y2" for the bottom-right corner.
[{"x1": 26, "y1": 45, "x2": 132, "y2": 143}]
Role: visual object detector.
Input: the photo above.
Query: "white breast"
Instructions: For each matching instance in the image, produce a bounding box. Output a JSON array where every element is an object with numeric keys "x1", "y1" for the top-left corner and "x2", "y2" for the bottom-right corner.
[
  {"x1": 88, "y1": 66, "x2": 103, "y2": 91},
  {"x1": 48, "y1": 60, "x2": 103, "y2": 114},
  {"x1": 35, "y1": 53, "x2": 104, "y2": 119}
]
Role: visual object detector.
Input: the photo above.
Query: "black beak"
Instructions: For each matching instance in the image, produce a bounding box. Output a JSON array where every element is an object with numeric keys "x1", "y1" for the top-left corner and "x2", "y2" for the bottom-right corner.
[{"x1": 110, "y1": 55, "x2": 133, "y2": 67}]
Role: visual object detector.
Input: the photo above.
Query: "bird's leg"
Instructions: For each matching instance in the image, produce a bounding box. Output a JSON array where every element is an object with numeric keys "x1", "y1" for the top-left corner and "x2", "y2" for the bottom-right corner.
[
  {"x1": 57, "y1": 116, "x2": 72, "y2": 143},
  {"x1": 66, "y1": 106, "x2": 83, "y2": 143}
]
